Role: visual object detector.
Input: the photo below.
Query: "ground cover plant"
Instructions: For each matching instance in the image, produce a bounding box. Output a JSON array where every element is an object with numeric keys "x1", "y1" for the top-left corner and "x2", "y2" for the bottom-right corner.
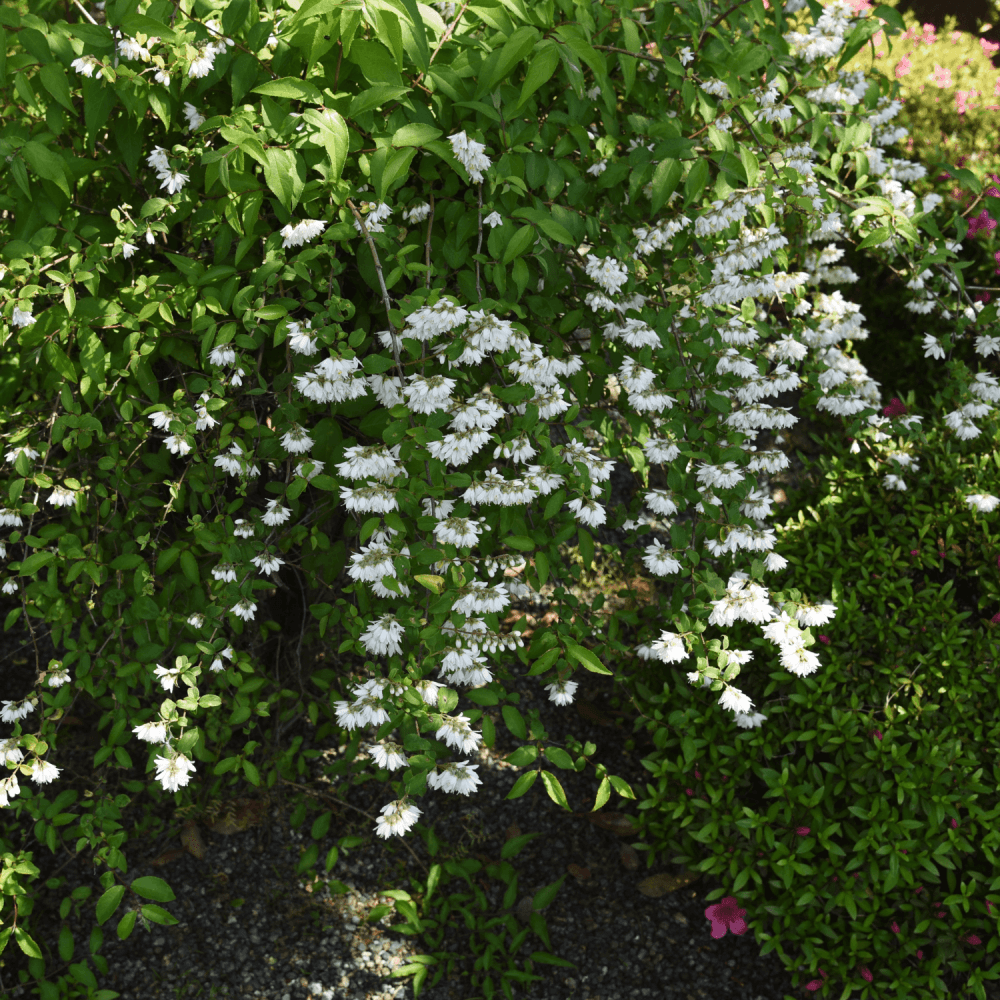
[{"x1": 1, "y1": 0, "x2": 1000, "y2": 998}]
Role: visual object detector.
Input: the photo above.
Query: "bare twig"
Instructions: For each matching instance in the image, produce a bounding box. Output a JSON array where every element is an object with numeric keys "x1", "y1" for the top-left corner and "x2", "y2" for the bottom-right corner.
[
  {"x1": 476, "y1": 184, "x2": 483, "y2": 302},
  {"x1": 345, "y1": 198, "x2": 406, "y2": 383},
  {"x1": 71, "y1": 0, "x2": 98, "y2": 24},
  {"x1": 425, "y1": 192, "x2": 435, "y2": 290}
]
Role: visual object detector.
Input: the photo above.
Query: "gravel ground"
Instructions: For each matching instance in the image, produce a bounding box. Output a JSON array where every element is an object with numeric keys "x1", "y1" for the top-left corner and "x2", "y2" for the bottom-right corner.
[{"x1": 1, "y1": 621, "x2": 806, "y2": 1000}]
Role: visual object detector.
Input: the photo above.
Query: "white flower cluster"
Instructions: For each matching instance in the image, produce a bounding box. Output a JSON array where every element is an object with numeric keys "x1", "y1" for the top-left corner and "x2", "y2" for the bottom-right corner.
[
  {"x1": 783, "y1": 0, "x2": 857, "y2": 63},
  {"x1": 281, "y1": 219, "x2": 326, "y2": 248},
  {"x1": 449, "y1": 131, "x2": 492, "y2": 182},
  {"x1": 147, "y1": 146, "x2": 188, "y2": 195},
  {"x1": 294, "y1": 355, "x2": 369, "y2": 404}
]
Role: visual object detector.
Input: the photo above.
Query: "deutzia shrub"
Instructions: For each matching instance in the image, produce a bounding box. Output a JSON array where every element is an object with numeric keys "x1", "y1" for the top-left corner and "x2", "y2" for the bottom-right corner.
[{"x1": 0, "y1": 0, "x2": 998, "y2": 996}]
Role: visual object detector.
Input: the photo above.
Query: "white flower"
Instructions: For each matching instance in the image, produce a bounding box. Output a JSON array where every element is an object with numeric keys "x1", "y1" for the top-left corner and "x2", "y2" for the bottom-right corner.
[
  {"x1": 209, "y1": 345, "x2": 237, "y2": 366},
  {"x1": 122, "y1": 242, "x2": 138, "y2": 259},
  {"x1": 0, "y1": 738, "x2": 24, "y2": 765},
  {"x1": 650, "y1": 631, "x2": 688, "y2": 663},
  {"x1": 147, "y1": 146, "x2": 170, "y2": 173},
  {"x1": 0, "y1": 508, "x2": 21, "y2": 527},
  {"x1": 367, "y1": 741, "x2": 408, "y2": 771},
  {"x1": 734, "y1": 711, "x2": 767, "y2": 729},
  {"x1": 375, "y1": 799, "x2": 421, "y2": 838},
  {"x1": 30, "y1": 760, "x2": 60, "y2": 785},
  {"x1": 0, "y1": 700, "x2": 33, "y2": 724},
  {"x1": 434, "y1": 516, "x2": 483, "y2": 548},
  {"x1": 360, "y1": 615, "x2": 405, "y2": 657},
  {"x1": 188, "y1": 47, "x2": 216, "y2": 78},
  {"x1": 159, "y1": 170, "x2": 188, "y2": 195},
  {"x1": 118, "y1": 36, "x2": 150, "y2": 61},
  {"x1": 566, "y1": 497, "x2": 606, "y2": 527},
  {"x1": 154, "y1": 69, "x2": 171, "y2": 86},
  {"x1": 449, "y1": 131, "x2": 492, "y2": 183},
  {"x1": 280, "y1": 424, "x2": 315, "y2": 454},
  {"x1": 436, "y1": 715, "x2": 482, "y2": 756},
  {"x1": 48, "y1": 486, "x2": 76, "y2": 507},
  {"x1": 11, "y1": 306, "x2": 34, "y2": 328},
  {"x1": 483, "y1": 211, "x2": 503, "y2": 227},
  {"x1": 71, "y1": 55, "x2": 99, "y2": 77},
  {"x1": 545, "y1": 680, "x2": 578, "y2": 706},
  {"x1": 795, "y1": 602, "x2": 837, "y2": 627},
  {"x1": 587, "y1": 159, "x2": 607, "y2": 177},
  {"x1": 403, "y1": 202, "x2": 431, "y2": 225},
  {"x1": 5, "y1": 443, "x2": 39, "y2": 464},
  {"x1": 154, "y1": 753, "x2": 197, "y2": 792},
  {"x1": 967, "y1": 494, "x2": 1000, "y2": 513},
  {"x1": 281, "y1": 219, "x2": 326, "y2": 248},
  {"x1": 213, "y1": 562, "x2": 237, "y2": 583},
  {"x1": 678, "y1": 46, "x2": 694, "y2": 65},
  {"x1": 0, "y1": 773, "x2": 21, "y2": 808},
  {"x1": 428, "y1": 761, "x2": 482, "y2": 795},
  {"x1": 47, "y1": 669, "x2": 70, "y2": 688},
  {"x1": 262, "y1": 498, "x2": 291, "y2": 526},
  {"x1": 718, "y1": 686, "x2": 753, "y2": 714},
  {"x1": 133, "y1": 720, "x2": 168, "y2": 743},
  {"x1": 231, "y1": 599, "x2": 257, "y2": 621},
  {"x1": 184, "y1": 101, "x2": 205, "y2": 132},
  {"x1": 251, "y1": 552, "x2": 284, "y2": 576},
  {"x1": 187, "y1": 613, "x2": 204, "y2": 628},
  {"x1": 1, "y1": 579, "x2": 17, "y2": 595},
  {"x1": 153, "y1": 664, "x2": 183, "y2": 693},
  {"x1": 164, "y1": 435, "x2": 191, "y2": 456},
  {"x1": 922, "y1": 333, "x2": 945, "y2": 360}
]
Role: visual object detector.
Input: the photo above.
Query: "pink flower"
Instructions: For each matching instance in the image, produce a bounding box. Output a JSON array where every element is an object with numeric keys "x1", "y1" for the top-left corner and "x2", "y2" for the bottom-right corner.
[
  {"x1": 965, "y1": 934, "x2": 983, "y2": 946},
  {"x1": 860, "y1": 966, "x2": 873, "y2": 983},
  {"x1": 805, "y1": 981, "x2": 823, "y2": 992},
  {"x1": 982, "y1": 38, "x2": 1000, "y2": 58},
  {"x1": 900, "y1": 848, "x2": 908, "y2": 854},
  {"x1": 890, "y1": 921, "x2": 900, "y2": 933},
  {"x1": 992, "y1": 611, "x2": 1000, "y2": 625},
  {"x1": 870, "y1": 728, "x2": 883, "y2": 741},
  {"x1": 685, "y1": 787, "x2": 693, "y2": 796},
  {"x1": 930, "y1": 64, "x2": 953, "y2": 88},
  {"x1": 951, "y1": 29, "x2": 962, "y2": 43},
  {"x1": 914, "y1": 886, "x2": 923, "y2": 895},
  {"x1": 694, "y1": 768, "x2": 702, "y2": 779},
  {"x1": 977, "y1": 293, "x2": 992, "y2": 304},
  {"x1": 883, "y1": 397, "x2": 907, "y2": 417},
  {"x1": 704, "y1": 896, "x2": 748, "y2": 938},
  {"x1": 951, "y1": 818, "x2": 959, "y2": 829},
  {"x1": 848, "y1": 0, "x2": 872, "y2": 12},
  {"x1": 987, "y1": 900, "x2": 994, "y2": 915},
  {"x1": 895, "y1": 55, "x2": 912, "y2": 78},
  {"x1": 818, "y1": 634, "x2": 830, "y2": 645},
  {"x1": 910, "y1": 549, "x2": 920, "y2": 557},
  {"x1": 916, "y1": 949, "x2": 924, "y2": 959},
  {"x1": 967, "y1": 209, "x2": 997, "y2": 236},
  {"x1": 796, "y1": 826, "x2": 811, "y2": 836}
]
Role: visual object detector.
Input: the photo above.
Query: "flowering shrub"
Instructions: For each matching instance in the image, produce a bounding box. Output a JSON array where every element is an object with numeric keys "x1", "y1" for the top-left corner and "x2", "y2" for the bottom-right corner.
[{"x1": 0, "y1": 0, "x2": 998, "y2": 997}]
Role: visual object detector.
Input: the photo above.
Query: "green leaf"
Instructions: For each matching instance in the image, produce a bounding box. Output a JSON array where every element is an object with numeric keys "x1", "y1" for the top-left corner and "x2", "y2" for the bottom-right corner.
[
  {"x1": 505, "y1": 745, "x2": 538, "y2": 766},
  {"x1": 129, "y1": 876, "x2": 175, "y2": 903},
  {"x1": 414, "y1": 574, "x2": 444, "y2": 594},
  {"x1": 501, "y1": 831, "x2": 541, "y2": 859},
  {"x1": 243, "y1": 760, "x2": 261, "y2": 786},
  {"x1": 872, "y1": 4, "x2": 905, "y2": 31},
  {"x1": 391, "y1": 122, "x2": 442, "y2": 147},
  {"x1": 540, "y1": 770, "x2": 570, "y2": 810},
  {"x1": 252, "y1": 77, "x2": 324, "y2": 103},
  {"x1": 857, "y1": 226, "x2": 891, "y2": 250},
  {"x1": 649, "y1": 158, "x2": 682, "y2": 216},
  {"x1": 516, "y1": 40, "x2": 560, "y2": 108},
  {"x1": 502, "y1": 224, "x2": 535, "y2": 265},
  {"x1": 506, "y1": 770, "x2": 538, "y2": 800},
  {"x1": 684, "y1": 158, "x2": 710, "y2": 206},
  {"x1": 349, "y1": 84, "x2": 410, "y2": 116},
  {"x1": 544, "y1": 746, "x2": 575, "y2": 769},
  {"x1": 22, "y1": 141, "x2": 70, "y2": 197},
  {"x1": 593, "y1": 774, "x2": 611, "y2": 811},
  {"x1": 95, "y1": 885, "x2": 125, "y2": 925},
  {"x1": 502, "y1": 705, "x2": 527, "y2": 740},
  {"x1": 609, "y1": 775, "x2": 635, "y2": 799},
  {"x1": 531, "y1": 874, "x2": 565, "y2": 912},
  {"x1": 44, "y1": 341, "x2": 77, "y2": 383},
  {"x1": 565, "y1": 642, "x2": 611, "y2": 675},
  {"x1": 14, "y1": 927, "x2": 42, "y2": 958},
  {"x1": 116, "y1": 910, "x2": 137, "y2": 940},
  {"x1": 39, "y1": 62, "x2": 74, "y2": 112}
]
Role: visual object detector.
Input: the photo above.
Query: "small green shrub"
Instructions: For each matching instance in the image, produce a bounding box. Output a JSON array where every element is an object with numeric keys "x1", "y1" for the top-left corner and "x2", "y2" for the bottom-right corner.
[{"x1": 631, "y1": 405, "x2": 1000, "y2": 1000}]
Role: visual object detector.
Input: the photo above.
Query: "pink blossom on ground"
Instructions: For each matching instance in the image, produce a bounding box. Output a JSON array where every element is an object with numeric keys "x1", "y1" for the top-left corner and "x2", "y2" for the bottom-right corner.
[
  {"x1": 705, "y1": 896, "x2": 748, "y2": 938},
  {"x1": 895, "y1": 55, "x2": 912, "y2": 78}
]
